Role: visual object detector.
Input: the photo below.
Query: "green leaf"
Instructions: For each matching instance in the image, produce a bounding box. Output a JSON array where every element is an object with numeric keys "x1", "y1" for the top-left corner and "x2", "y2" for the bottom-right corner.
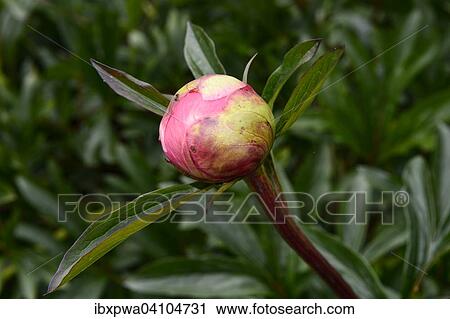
[
  {"x1": 242, "y1": 53, "x2": 258, "y2": 84},
  {"x1": 262, "y1": 39, "x2": 320, "y2": 107},
  {"x1": 389, "y1": 40, "x2": 438, "y2": 103},
  {"x1": 124, "y1": 257, "x2": 269, "y2": 297},
  {"x1": 47, "y1": 183, "x2": 212, "y2": 293},
  {"x1": 15, "y1": 223, "x2": 62, "y2": 254},
  {"x1": 363, "y1": 225, "x2": 408, "y2": 262},
  {"x1": 401, "y1": 156, "x2": 433, "y2": 296},
  {"x1": 83, "y1": 114, "x2": 115, "y2": 166},
  {"x1": 355, "y1": 166, "x2": 401, "y2": 191},
  {"x1": 312, "y1": 144, "x2": 333, "y2": 197},
  {"x1": 337, "y1": 169, "x2": 371, "y2": 252},
  {"x1": 303, "y1": 226, "x2": 388, "y2": 298},
  {"x1": 200, "y1": 182, "x2": 268, "y2": 267},
  {"x1": 381, "y1": 89, "x2": 450, "y2": 160},
  {"x1": 15, "y1": 176, "x2": 58, "y2": 219},
  {"x1": 18, "y1": 268, "x2": 37, "y2": 299},
  {"x1": 400, "y1": 125, "x2": 450, "y2": 296},
  {"x1": 91, "y1": 59, "x2": 169, "y2": 116},
  {"x1": 125, "y1": 273, "x2": 269, "y2": 297},
  {"x1": 437, "y1": 124, "x2": 450, "y2": 235},
  {"x1": 133, "y1": 256, "x2": 259, "y2": 277},
  {"x1": 183, "y1": 22, "x2": 226, "y2": 78},
  {"x1": 200, "y1": 218, "x2": 267, "y2": 268},
  {"x1": 275, "y1": 48, "x2": 343, "y2": 136}
]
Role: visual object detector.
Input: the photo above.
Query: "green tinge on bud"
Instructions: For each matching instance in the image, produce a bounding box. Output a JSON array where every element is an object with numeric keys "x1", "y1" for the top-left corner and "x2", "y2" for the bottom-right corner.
[{"x1": 159, "y1": 75, "x2": 275, "y2": 183}]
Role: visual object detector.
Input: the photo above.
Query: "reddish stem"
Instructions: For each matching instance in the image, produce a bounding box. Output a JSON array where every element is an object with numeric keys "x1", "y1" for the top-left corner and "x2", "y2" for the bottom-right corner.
[{"x1": 245, "y1": 164, "x2": 358, "y2": 299}]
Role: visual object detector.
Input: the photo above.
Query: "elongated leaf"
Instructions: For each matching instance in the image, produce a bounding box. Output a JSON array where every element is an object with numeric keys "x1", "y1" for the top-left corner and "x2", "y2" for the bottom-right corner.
[
  {"x1": 47, "y1": 183, "x2": 211, "y2": 293},
  {"x1": 307, "y1": 143, "x2": 332, "y2": 198},
  {"x1": 184, "y1": 22, "x2": 226, "y2": 78},
  {"x1": 356, "y1": 166, "x2": 401, "y2": 191},
  {"x1": 276, "y1": 48, "x2": 343, "y2": 136},
  {"x1": 262, "y1": 39, "x2": 321, "y2": 107},
  {"x1": 338, "y1": 170, "x2": 370, "y2": 252},
  {"x1": 242, "y1": 53, "x2": 258, "y2": 84},
  {"x1": 363, "y1": 226, "x2": 408, "y2": 262},
  {"x1": 200, "y1": 218, "x2": 268, "y2": 268},
  {"x1": 401, "y1": 157, "x2": 433, "y2": 296},
  {"x1": 400, "y1": 125, "x2": 450, "y2": 296},
  {"x1": 381, "y1": 89, "x2": 450, "y2": 160},
  {"x1": 437, "y1": 124, "x2": 450, "y2": 234},
  {"x1": 15, "y1": 176, "x2": 58, "y2": 219},
  {"x1": 124, "y1": 256, "x2": 269, "y2": 297},
  {"x1": 125, "y1": 273, "x2": 269, "y2": 297},
  {"x1": 15, "y1": 223, "x2": 62, "y2": 254},
  {"x1": 18, "y1": 268, "x2": 37, "y2": 298},
  {"x1": 134, "y1": 256, "x2": 260, "y2": 277},
  {"x1": 200, "y1": 182, "x2": 268, "y2": 268},
  {"x1": 91, "y1": 59, "x2": 169, "y2": 116},
  {"x1": 304, "y1": 226, "x2": 388, "y2": 298}
]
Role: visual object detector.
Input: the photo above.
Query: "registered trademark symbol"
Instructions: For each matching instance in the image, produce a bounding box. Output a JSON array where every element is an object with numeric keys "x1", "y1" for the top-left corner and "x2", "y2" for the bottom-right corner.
[{"x1": 394, "y1": 191, "x2": 409, "y2": 207}]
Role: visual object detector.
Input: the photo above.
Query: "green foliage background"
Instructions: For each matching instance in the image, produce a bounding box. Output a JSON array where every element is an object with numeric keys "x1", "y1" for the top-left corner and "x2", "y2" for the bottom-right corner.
[{"x1": 0, "y1": 0, "x2": 449, "y2": 298}]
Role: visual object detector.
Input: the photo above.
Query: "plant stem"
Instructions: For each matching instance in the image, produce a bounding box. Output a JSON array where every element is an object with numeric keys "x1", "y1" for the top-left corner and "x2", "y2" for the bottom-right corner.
[{"x1": 244, "y1": 163, "x2": 358, "y2": 298}]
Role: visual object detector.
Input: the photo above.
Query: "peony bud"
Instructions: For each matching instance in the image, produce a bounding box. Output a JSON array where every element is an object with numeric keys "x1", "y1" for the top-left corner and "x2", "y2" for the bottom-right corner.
[{"x1": 159, "y1": 74, "x2": 275, "y2": 182}]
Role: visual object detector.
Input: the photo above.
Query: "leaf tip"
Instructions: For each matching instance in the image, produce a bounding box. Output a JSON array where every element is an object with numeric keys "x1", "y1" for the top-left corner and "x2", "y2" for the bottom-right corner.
[
  {"x1": 242, "y1": 52, "x2": 258, "y2": 83},
  {"x1": 90, "y1": 58, "x2": 105, "y2": 75},
  {"x1": 186, "y1": 21, "x2": 194, "y2": 32},
  {"x1": 46, "y1": 276, "x2": 60, "y2": 295}
]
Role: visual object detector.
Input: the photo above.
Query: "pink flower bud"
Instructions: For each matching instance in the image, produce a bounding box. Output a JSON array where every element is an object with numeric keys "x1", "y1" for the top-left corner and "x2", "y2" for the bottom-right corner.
[{"x1": 159, "y1": 74, "x2": 275, "y2": 182}]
